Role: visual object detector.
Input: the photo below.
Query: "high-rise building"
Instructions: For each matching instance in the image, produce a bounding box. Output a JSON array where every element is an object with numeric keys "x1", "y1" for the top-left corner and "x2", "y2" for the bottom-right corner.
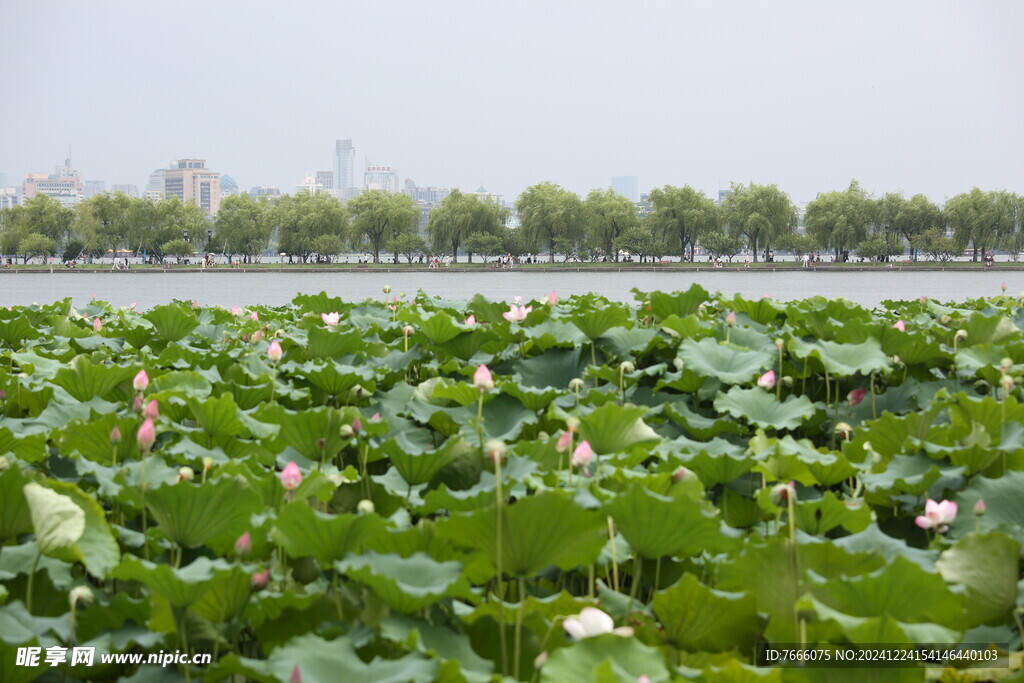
[
  {"x1": 717, "y1": 189, "x2": 733, "y2": 206},
  {"x1": 162, "y1": 159, "x2": 221, "y2": 214},
  {"x1": 295, "y1": 172, "x2": 325, "y2": 195},
  {"x1": 84, "y1": 180, "x2": 106, "y2": 198},
  {"x1": 220, "y1": 175, "x2": 239, "y2": 197},
  {"x1": 110, "y1": 184, "x2": 139, "y2": 197},
  {"x1": 364, "y1": 160, "x2": 399, "y2": 193},
  {"x1": 403, "y1": 178, "x2": 450, "y2": 204},
  {"x1": 470, "y1": 185, "x2": 505, "y2": 207},
  {"x1": 147, "y1": 169, "x2": 166, "y2": 196},
  {"x1": 0, "y1": 187, "x2": 18, "y2": 209},
  {"x1": 248, "y1": 186, "x2": 282, "y2": 199},
  {"x1": 334, "y1": 139, "x2": 356, "y2": 198},
  {"x1": 22, "y1": 157, "x2": 84, "y2": 206},
  {"x1": 611, "y1": 176, "x2": 639, "y2": 202},
  {"x1": 315, "y1": 170, "x2": 334, "y2": 192}
]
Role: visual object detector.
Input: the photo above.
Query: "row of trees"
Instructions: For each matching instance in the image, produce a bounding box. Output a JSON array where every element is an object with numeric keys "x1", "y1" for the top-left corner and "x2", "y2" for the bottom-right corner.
[{"x1": 1, "y1": 182, "x2": 1021, "y2": 265}]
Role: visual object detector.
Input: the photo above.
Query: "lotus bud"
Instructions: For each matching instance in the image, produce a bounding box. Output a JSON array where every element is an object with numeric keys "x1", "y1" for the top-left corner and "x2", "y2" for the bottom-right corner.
[
  {"x1": 251, "y1": 329, "x2": 264, "y2": 343},
  {"x1": 974, "y1": 499, "x2": 986, "y2": 516},
  {"x1": 250, "y1": 311, "x2": 259, "y2": 321},
  {"x1": 1001, "y1": 358, "x2": 1013, "y2": 373},
  {"x1": 357, "y1": 499, "x2": 375, "y2": 515},
  {"x1": 568, "y1": 377, "x2": 585, "y2": 392},
  {"x1": 556, "y1": 431, "x2": 572, "y2": 453},
  {"x1": 513, "y1": 296, "x2": 523, "y2": 305},
  {"x1": 133, "y1": 369, "x2": 149, "y2": 392},
  {"x1": 620, "y1": 361, "x2": 635, "y2": 374},
  {"x1": 1002, "y1": 282, "x2": 1008, "y2": 293},
  {"x1": 892, "y1": 320, "x2": 906, "y2": 332},
  {"x1": 955, "y1": 329, "x2": 967, "y2": 341},
  {"x1": 69, "y1": 585, "x2": 94, "y2": 609},
  {"x1": 371, "y1": 412, "x2": 380, "y2": 421},
  {"x1": 940, "y1": 314, "x2": 952, "y2": 325},
  {"x1": 144, "y1": 400, "x2": 159, "y2": 421},
  {"x1": 485, "y1": 439, "x2": 507, "y2": 466},
  {"x1": 770, "y1": 481, "x2": 796, "y2": 506},
  {"x1": 316, "y1": 437, "x2": 327, "y2": 451},
  {"x1": 775, "y1": 338, "x2": 784, "y2": 350},
  {"x1": 235, "y1": 531, "x2": 251, "y2": 556},
  {"x1": 639, "y1": 677, "x2": 651, "y2": 683},
  {"x1": 757, "y1": 370, "x2": 776, "y2": 390},
  {"x1": 251, "y1": 568, "x2": 270, "y2": 589},
  {"x1": 673, "y1": 466, "x2": 696, "y2": 482},
  {"x1": 1002, "y1": 374, "x2": 1014, "y2": 393},
  {"x1": 835, "y1": 422, "x2": 853, "y2": 439},
  {"x1": 465, "y1": 314, "x2": 476, "y2": 325},
  {"x1": 133, "y1": 395, "x2": 144, "y2": 413},
  {"x1": 570, "y1": 440, "x2": 594, "y2": 468},
  {"x1": 534, "y1": 651, "x2": 548, "y2": 670},
  {"x1": 231, "y1": 304, "x2": 242, "y2": 316},
  {"x1": 202, "y1": 456, "x2": 213, "y2": 471},
  {"x1": 473, "y1": 364, "x2": 494, "y2": 391},
  {"x1": 290, "y1": 665, "x2": 302, "y2": 683},
  {"x1": 383, "y1": 285, "x2": 391, "y2": 294},
  {"x1": 110, "y1": 426, "x2": 122, "y2": 444},
  {"x1": 280, "y1": 461, "x2": 302, "y2": 491},
  {"x1": 893, "y1": 355, "x2": 902, "y2": 366},
  {"x1": 340, "y1": 424, "x2": 355, "y2": 438},
  {"x1": 725, "y1": 311, "x2": 736, "y2": 327},
  {"x1": 544, "y1": 291, "x2": 559, "y2": 305},
  {"x1": 178, "y1": 466, "x2": 194, "y2": 482},
  {"x1": 848, "y1": 388, "x2": 867, "y2": 406},
  {"x1": 919, "y1": 295, "x2": 927, "y2": 304},
  {"x1": 566, "y1": 416, "x2": 580, "y2": 432},
  {"x1": 92, "y1": 317, "x2": 103, "y2": 332},
  {"x1": 402, "y1": 325, "x2": 414, "y2": 337},
  {"x1": 137, "y1": 418, "x2": 156, "y2": 451},
  {"x1": 267, "y1": 340, "x2": 283, "y2": 362}
]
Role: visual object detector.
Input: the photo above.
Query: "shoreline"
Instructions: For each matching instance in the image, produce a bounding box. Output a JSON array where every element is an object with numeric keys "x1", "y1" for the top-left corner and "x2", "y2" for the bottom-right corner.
[{"x1": 3, "y1": 265, "x2": 1023, "y2": 274}]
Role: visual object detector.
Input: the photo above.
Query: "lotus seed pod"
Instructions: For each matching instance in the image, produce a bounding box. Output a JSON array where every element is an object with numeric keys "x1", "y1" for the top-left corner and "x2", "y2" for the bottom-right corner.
[
  {"x1": 620, "y1": 361, "x2": 635, "y2": 373},
  {"x1": 69, "y1": 585, "x2": 94, "y2": 608},
  {"x1": 566, "y1": 416, "x2": 580, "y2": 432},
  {"x1": 485, "y1": 439, "x2": 507, "y2": 465},
  {"x1": 178, "y1": 466, "x2": 194, "y2": 482},
  {"x1": 382, "y1": 285, "x2": 391, "y2": 294},
  {"x1": 769, "y1": 481, "x2": 796, "y2": 506},
  {"x1": 340, "y1": 424, "x2": 355, "y2": 438},
  {"x1": 568, "y1": 377, "x2": 585, "y2": 392},
  {"x1": 357, "y1": 499, "x2": 375, "y2": 515}
]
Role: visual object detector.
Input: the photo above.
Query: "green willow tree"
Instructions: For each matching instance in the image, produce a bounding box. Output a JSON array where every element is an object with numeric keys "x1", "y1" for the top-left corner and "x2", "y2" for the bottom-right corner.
[
  {"x1": 215, "y1": 194, "x2": 272, "y2": 263},
  {"x1": 21, "y1": 194, "x2": 75, "y2": 250},
  {"x1": 584, "y1": 188, "x2": 638, "y2": 261},
  {"x1": 515, "y1": 182, "x2": 583, "y2": 262},
  {"x1": 347, "y1": 190, "x2": 419, "y2": 264},
  {"x1": 722, "y1": 183, "x2": 796, "y2": 262},
  {"x1": 803, "y1": 181, "x2": 872, "y2": 260},
  {"x1": 945, "y1": 188, "x2": 1015, "y2": 262},
  {"x1": 273, "y1": 192, "x2": 348, "y2": 263},
  {"x1": 877, "y1": 193, "x2": 942, "y2": 261},
  {"x1": 427, "y1": 190, "x2": 505, "y2": 263},
  {"x1": 647, "y1": 185, "x2": 718, "y2": 261}
]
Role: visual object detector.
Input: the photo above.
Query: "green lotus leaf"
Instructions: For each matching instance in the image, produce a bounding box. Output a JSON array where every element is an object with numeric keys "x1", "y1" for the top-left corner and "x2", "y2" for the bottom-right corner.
[
  {"x1": 793, "y1": 491, "x2": 872, "y2": 536},
  {"x1": 0, "y1": 314, "x2": 37, "y2": 347},
  {"x1": 642, "y1": 284, "x2": 709, "y2": 321},
  {"x1": 143, "y1": 303, "x2": 198, "y2": 343},
  {"x1": 598, "y1": 326, "x2": 659, "y2": 358},
  {"x1": 111, "y1": 555, "x2": 237, "y2": 608},
  {"x1": 272, "y1": 502, "x2": 386, "y2": 565},
  {"x1": 293, "y1": 291, "x2": 345, "y2": 314},
  {"x1": 524, "y1": 319, "x2": 589, "y2": 350},
  {"x1": 379, "y1": 435, "x2": 471, "y2": 486},
  {"x1": 541, "y1": 634, "x2": 669, "y2": 683},
  {"x1": 676, "y1": 337, "x2": 772, "y2": 384},
  {"x1": 0, "y1": 467, "x2": 32, "y2": 542},
  {"x1": 578, "y1": 403, "x2": 659, "y2": 454},
  {"x1": 515, "y1": 347, "x2": 585, "y2": 389},
  {"x1": 500, "y1": 383, "x2": 562, "y2": 411},
  {"x1": 298, "y1": 360, "x2": 376, "y2": 397},
  {"x1": 605, "y1": 485, "x2": 737, "y2": 559},
  {"x1": 568, "y1": 304, "x2": 631, "y2": 340},
  {"x1": 860, "y1": 453, "x2": 957, "y2": 498},
  {"x1": 652, "y1": 572, "x2": 762, "y2": 652},
  {"x1": 379, "y1": 614, "x2": 495, "y2": 681},
  {"x1": 145, "y1": 476, "x2": 262, "y2": 549},
  {"x1": 415, "y1": 311, "x2": 465, "y2": 344},
  {"x1": 437, "y1": 492, "x2": 605, "y2": 578},
  {"x1": 795, "y1": 594, "x2": 959, "y2": 646},
  {"x1": 713, "y1": 386, "x2": 819, "y2": 430},
  {"x1": 0, "y1": 427, "x2": 47, "y2": 464},
  {"x1": 725, "y1": 294, "x2": 784, "y2": 325},
  {"x1": 336, "y1": 551, "x2": 473, "y2": 613},
  {"x1": 789, "y1": 337, "x2": 892, "y2": 377},
  {"x1": 259, "y1": 405, "x2": 349, "y2": 462},
  {"x1": 187, "y1": 393, "x2": 246, "y2": 439},
  {"x1": 947, "y1": 471, "x2": 1024, "y2": 540},
  {"x1": 962, "y1": 311, "x2": 1018, "y2": 346},
  {"x1": 189, "y1": 565, "x2": 252, "y2": 625},
  {"x1": 936, "y1": 532, "x2": 1020, "y2": 627},
  {"x1": 664, "y1": 401, "x2": 745, "y2": 440},
  {"x1": 51, "y1": 355, "x2": 137, "y2": 401},
  {"x1": 23, "y1": 483, "x2": 85, "y2": 555},
  {"x1": 149, "y1": 369, "x2": 213, "y2": 398}
]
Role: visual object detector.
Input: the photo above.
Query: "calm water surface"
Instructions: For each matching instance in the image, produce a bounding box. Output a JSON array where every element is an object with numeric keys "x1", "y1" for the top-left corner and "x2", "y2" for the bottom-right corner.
[{"x1": 1, "y1": 270, "x2": 1018, "y2": 310}]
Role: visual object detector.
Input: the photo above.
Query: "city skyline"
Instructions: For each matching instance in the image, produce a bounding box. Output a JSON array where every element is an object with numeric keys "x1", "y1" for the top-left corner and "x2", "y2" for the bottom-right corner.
[{"x1": 2, "y1": 1, "x2": 1022, "y2": 206}]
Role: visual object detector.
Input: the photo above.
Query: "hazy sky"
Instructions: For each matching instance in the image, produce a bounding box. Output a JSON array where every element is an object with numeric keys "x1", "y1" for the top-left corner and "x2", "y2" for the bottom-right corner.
[{"x1": 2, "y1": 0, "x2": 1021, "y2": 204}]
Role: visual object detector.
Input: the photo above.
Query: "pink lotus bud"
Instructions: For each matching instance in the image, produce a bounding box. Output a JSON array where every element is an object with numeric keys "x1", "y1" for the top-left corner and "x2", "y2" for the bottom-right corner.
[
  {"x1": 110, "y1": 426, "x2": 121, "y2": 444},
  {"x1": 137, "y1": 418, "x2": 156, "y2": 451},
  {"x1": 92, "y1": 317, "x2": 103, "y2": 332},
  {"x1": 133, "y1": 395, "x2": 144, "y2": 413},
  {"x1": 267, "y1": 340, "x2": 283, "y2": 362},
  {"x1": 974, "y1": 499, "x2": 986, "y2": 516},
  {"x1": 251, "y1": 568, "x2": 270, "y2": 589},
  {"x1": 371, "y1": 412, "x2": 381, "y2": 421},
  {"x1": 251, "y1": 330, "x2": 264, "y2": 343},
  {"x1": 474, "y1": 364, "x2": 494, "y2": 391},
  {"x1": 893, "y1": 320, "x2": 906, "y2": 332},
  {"x1": 848, "y1": 388, "x2": 867, "y2": 406},
  {"x1": 919, "y1": 295, "x2": 927, "y2": 303},
  {"x1": 1002, "y1": 282, "x2": 1008, "y2": 293},
  {"x1": 757, "y1": 370, "x2": 776, "y2": 390},
  {"x1": 725, "y1": 311, "x2": 736, "y2": 327},
  {"x1": 556, "y1": 431, "x2": 572, "y2": 453},
  {"x1": 352, "y1": 417, "x2": 363, "y2": 433},
  {"x1": 235, "y1": 531, "x2": 252, "y2": 556},
  {"x1": 545, "y1": 291, "x2": 559, "y2": 305},
  {"x1": 280, "y1": 461, "x2": 302, "y2": 490},
  {"x1": 464, "y1": 314, "x2": 476, "y2": 325},
  {"x1": 133, "y1": 369, "x2": 149, "y2": 392},
  {"x1": 570, "y1": 440, "x2": 594, "y2": 468},
  {"x1": 144, "y1": 400, "x2": 159, "y2": 420},
  {"x1": 231, "y1": 305, "x2": 242, "y2": 316},
  {"x1": 290, "y1": 665, "x2": 302, "y2": 683},
  {"x1": 130, "y1": 301, "x2": 137, "y2": 309},
  {"x1": 250, "y1": 311, "x2": 259, "y2": 321},
  {"x1": 673, "y1": 466, "x2": 695, "y2": 482},
  {"x1": 321, "y1": 311, "x2": 340, "y2": 327}
]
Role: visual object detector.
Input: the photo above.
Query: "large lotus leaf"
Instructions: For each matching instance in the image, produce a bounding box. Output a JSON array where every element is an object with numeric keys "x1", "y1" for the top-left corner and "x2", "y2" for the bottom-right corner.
[
  {"x1": 500, "y1": 383, "x2": 562, "y2": 411},
  {"x1": 10, "y1": 350, "x2": 63, "y2": 379},
  {"x1": 789, "y1": 337, "x2": 892, "y2": 377},
  {"x1": 947, "y1": 471, "x2": 1024, "y2": 539},
  {"x1": 272, "y1": 502, "x2": 386, "y2": 565},
  {"x1": 189, "y1": 565, "x2": 253, "y2": 625},
  {"x1": 652, "y1": 573, "x2": 762, "y2": 652},
  {"x1": 702, "y1": 659, "x2": 783, "y2": 683},
  {"x1": 293, "y1": 291, "x2": 345, "y2": 314},
  {"x1": 143, "y1": 303, "x2": 198, "y2": 343},
  {"x1": 0, "y1": 467, "x2": 32, "y2": 542},
  {"x1": 670, "y1": 439, "x2": 754, "y2": 487},
  {"x1": 187, "y1": 393, "x2": 246, "y2": 439},
  {"x1": 524, "y1": 319, "x2": 589, "y2": 350},
  {"x1": 676, "y1": 337, "x2": 772, "y2": 384},
  {"x1": 713, "y1": 386, "x2": 818, "y2": 430},
  {"x1": 515, "y1": 347, "x2": 585, "y2": 389},
  {"x1": 35, "y1": 480, "x2": 119, "y2": 579},
  {"x1": 750, "y1": 434, "x2": 857, "y2": 487},
  {"x1": 935, "y1": 532, "x2": 1020, "y2": 626},
  {"x1": 0, "y1": 314, "x2": 37, "y2": 347},
  {"x1": 306, "y1": 326, "x2": 366, "y2": 360},
  {"x1": 150, "y1": 370, "x2": 213, "y2": 398},
  {"x1": 833, "y1": 524, "x2": 937, "y2": 572},
  {"x1": 540, "y1": 634, "x2": 669, "y2": 683},
  {"x1": 379, "y1": 435, "x2": 471, "y2": 486},
  {"x1": 605, "y1": 486, "x2": 736, "y2": 559},
  {"x1": 962, "y1": 311, "x2": 1018, "y2": 346},
  {"x1": 795, "y1": 594, "x2": 959, "y2": 646},
  {"x1": 415, "y1": 311, "x2": 466, "y2": 344},
  {"x1": 578, "y1": 403, "x2": 660, "y2": 454},
  {"x1": 642, "y1": 284, "x2": 709, "y2": 321},
  {"x1": 860, "y1": 453, "x2": 955, "y2": 498},
  {"x1": 0, "y1": 427, "x2": 46, "y2": 464},
  {"x1": 716, "y1": 539, "x2": 803, "y2": 643},
  {"x1": 379, "y1": 615, "x2": 495, "y2": 680},
  {"x1": 145, "y1": 476, "x2": 261, "y2": 549},
  {"x1": 793, "y1": 492, "x2": 872, "y2": 536},
  {"x1": 112, "y1": 556, "x2": 237, "y2": 608},
  {"x1": 568, "y1": 304, "x2": 631, "y2": 340},
  {"x1": 336, "y1": 551, "x2": 473, "y2": 613},
  {"x1": 218, "y1": 633, "x2": 437, "y2": 683},
  {"x1": 437, "y1": 492, "x2": 605, "y2": 578},
  {"x1": 23, "y1": 483, "x2": 85, "y2": 555},
  {"x1": 663, "y1": 401, "x2": 745, "y2": 440},
  {"x1": 259, "y1": 405, "x2": 348, "y2": 462},
  {"x1": 298, "y1": 360, "x2": 376, "y2": 397},
  {"x1": 598, "y1": 326, "x2": 659, "y2": 358},
  {"x1": 51, "y1": 355, "x2": 137, "y2": 401}
]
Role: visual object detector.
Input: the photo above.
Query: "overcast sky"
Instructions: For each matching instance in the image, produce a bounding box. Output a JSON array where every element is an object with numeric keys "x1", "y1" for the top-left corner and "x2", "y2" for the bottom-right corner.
[{"x1": 2, "y1": 0, "x2": 1021, "y2": 204}]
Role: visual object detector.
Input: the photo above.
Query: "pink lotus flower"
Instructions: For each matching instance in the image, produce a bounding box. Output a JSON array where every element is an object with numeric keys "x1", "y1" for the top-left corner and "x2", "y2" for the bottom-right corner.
[
  {"x1": 92, "y1": 317, "x2": 103, "y2": 332},
  {"x1": 231, "y1": 305, "x2": 242, "y2": 316},
  {"x1": 250, "y1": 311, "x2": 259, "y2": 321},
  {"x1": 321, "y1": 311, "x2": 340, "y2": 327},
  {"x1": 280, "y1": 461, "x2": 302, "y2": 490},
  {"x1": 133, "y1": 369, "x2": 149, "y2": 392},
  {"x1": 464, "y1": 314, "x2": 476, "y2": 325},
  {"x1": 474, "y1": 364, "x2": 494, "y2": 391},
  {"x1": 725, "y1": 311, "x2": 736, "y2": 327},
  {"x1": 543, "y1": 291, "x2": 559, "y2": 305},
  {"x1": 251, "y1": 330, "x2": 264, "y2": 343},
  {"x1": 848, "y1": 388, "x2": 867, "y2": 406},
  {"x1": 137, "y1": 418, "x2": 156, "y2": 451},
  {"x1": 1002, "y1": 282, "x2": 1008, "y2": 293},
  {"x1": 893, "y1": 320, "x2": 906, "y2": 332},
  {"x1": 235, "y1": 531, "x2": 252, "y2": 556},
  {"x1": 251, "y1": 569, "x2": 270, "y2": 589},
  {"x1": 130, "y1": 301, "x2": 137, "y2": 309},
  {"x1": 143, "y1": 400, "x2": 159, "y2": 420},
  {"x1": 914, "y1": 498, "x2": 958, "y2": 532},
  {"x1": 371, "y1": 412, "x2": 380, "y2": 421},
  {"x1": 513, "y1": 296, "x2": 523, "y2": 305},
  {"x1": 757, "y1": 370, "x2": 776, "y2": 390},
  {"x1": 502, "y1": 305, "x2": 532, "y2": 323},
  {"x1": 556, "y1": 430, "x2": 572, "y2": 453},
  {"x1": 290, "y1": 665, "x2": 302, "y2": 683},
  {"x1": 267, "y1": 340, "x2": 283, "y2": 362},
  {"x1": 919, "y1": 295, "x2": 927, "y2": 303},
  {"x1": 563, "y1": 607, "x2": 633, "y2": 640},
  {"x1": 570, "y1": 440, "x2": 593, "y2": 468}
]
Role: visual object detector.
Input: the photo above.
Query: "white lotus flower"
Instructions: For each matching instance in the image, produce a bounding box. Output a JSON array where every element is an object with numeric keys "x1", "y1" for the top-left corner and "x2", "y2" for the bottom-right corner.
[{"x1": 563, "y1": 607, "x2": 634, "y2": 640}]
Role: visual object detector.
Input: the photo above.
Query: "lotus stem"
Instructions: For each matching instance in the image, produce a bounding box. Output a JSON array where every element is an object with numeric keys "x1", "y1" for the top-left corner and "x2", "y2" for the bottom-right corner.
[
  {"x1": 26, "y1": 549, "x2": 40, "y2": 614},
  {"x1": 777, "y1": 345, "x2": 783, "y2": 400},
  {"x1": 514, "y1": 575, "x2": 526, "y2": 680},
  {"x1": 494, "y1": 454, "x2": 508, "y2": 676},
  {"x1": 627, "y1": 556, "x2": 643, "y2": 617},
  {"x1": 870, "y1": 372, "x2": 877, "y2": 420},
  {"x1": 607, "y1": 516, "x2": 620, "y2": 593}
]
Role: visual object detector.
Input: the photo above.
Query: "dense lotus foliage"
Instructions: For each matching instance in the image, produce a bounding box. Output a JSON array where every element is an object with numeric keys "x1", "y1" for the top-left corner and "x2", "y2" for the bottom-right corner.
[{"x1": 2, "y1": 284, "x2": 1024, "y2": 682}]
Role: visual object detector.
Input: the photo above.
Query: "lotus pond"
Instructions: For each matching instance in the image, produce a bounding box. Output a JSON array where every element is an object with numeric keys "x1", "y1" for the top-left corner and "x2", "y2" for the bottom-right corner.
[{"x1": 2, "y1": 285, "x2": 1024, "y2": 682}]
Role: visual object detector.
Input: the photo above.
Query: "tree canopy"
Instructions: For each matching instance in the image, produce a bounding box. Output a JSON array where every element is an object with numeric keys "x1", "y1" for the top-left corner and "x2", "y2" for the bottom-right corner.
[
  {"x1": 646, "y1": 185, "x2": 718, "y2": 261},
  {"x1": 723, "y1": 183, "x2": 795, "y2": 262},
  {"x1": 803, "y1": 181, "x2": 872, "y2": 259},
  {"x1": 347, "y1": 190, "x2": 418, "y2": 264},
  {"x1": 516, "y1": 182, "x2": 583, "y2": 262},
  {"x1": 585, "y1": 189, "x2": 638, "y2": 262}
]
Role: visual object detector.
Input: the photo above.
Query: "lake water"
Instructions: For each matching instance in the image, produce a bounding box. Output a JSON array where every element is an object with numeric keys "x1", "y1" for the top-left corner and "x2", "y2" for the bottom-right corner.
[{"x1": 0, "y1": 269, "x2": 1018, "y2": 310}]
